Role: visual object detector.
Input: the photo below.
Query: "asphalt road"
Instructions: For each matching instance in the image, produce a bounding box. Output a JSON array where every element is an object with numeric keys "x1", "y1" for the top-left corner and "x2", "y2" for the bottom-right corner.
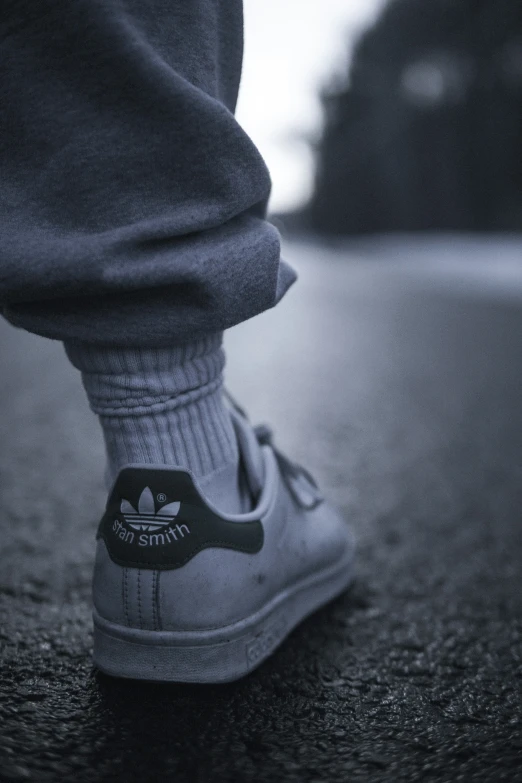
[{"x1": 1, "y1": 236, "x2": 522, "y2": 782}]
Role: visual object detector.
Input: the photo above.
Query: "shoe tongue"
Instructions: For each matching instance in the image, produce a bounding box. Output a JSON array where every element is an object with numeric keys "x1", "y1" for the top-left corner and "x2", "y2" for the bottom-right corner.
[{"x1": 230, "y1": 407, "x2": 265, "y2": 500}]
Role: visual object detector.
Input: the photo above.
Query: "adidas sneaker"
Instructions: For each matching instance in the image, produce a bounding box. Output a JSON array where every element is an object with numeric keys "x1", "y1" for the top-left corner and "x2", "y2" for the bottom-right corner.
[{"x1": 92, "y1": 407, "x2": 355, "y2": 683}]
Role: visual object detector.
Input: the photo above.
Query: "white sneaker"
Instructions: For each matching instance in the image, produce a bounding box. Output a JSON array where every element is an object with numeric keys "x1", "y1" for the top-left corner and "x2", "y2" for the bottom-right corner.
[{"x1": 92, "y1": 408, "x2": 355, "y2": 683}]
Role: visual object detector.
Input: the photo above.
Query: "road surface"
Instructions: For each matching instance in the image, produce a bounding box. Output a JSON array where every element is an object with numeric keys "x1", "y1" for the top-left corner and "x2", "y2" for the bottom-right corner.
[{"x1": 1, "y1": 235, "x2": 522, "y2": 782}]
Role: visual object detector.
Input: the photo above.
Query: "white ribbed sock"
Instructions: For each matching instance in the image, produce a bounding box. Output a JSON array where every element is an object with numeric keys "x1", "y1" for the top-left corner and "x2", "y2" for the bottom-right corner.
[{"x1": 64, "y1": 334, "x2": 248, "y2": 514}]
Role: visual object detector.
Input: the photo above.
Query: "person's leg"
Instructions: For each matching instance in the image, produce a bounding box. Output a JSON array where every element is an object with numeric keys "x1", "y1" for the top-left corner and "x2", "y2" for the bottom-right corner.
[
  {"x1": 0, "y1": 0, "x2": 295, "y2": 345},
  {"x1": 0, "y1": 0, "x2": 294, "y2": 511},
  {"x1": 64, "y1": 336, "x2": 250, "y2": 513},
  {"x1": 0, "y1": 0, "x2": 355, "y2": 682}
]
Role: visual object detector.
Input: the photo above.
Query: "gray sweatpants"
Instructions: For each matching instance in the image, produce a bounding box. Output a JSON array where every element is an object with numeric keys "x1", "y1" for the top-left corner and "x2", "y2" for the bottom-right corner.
[{"x1": 0, "y1": 0, "x2": 296, "y2": 347}]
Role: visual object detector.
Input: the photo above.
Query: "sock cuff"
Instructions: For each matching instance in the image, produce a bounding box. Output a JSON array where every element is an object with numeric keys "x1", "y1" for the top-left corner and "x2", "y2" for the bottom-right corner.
[
  {"x1": 63, "y1": 333, "x2": 226, "y2": 416},
  {"x1": 64, "y1": 333, "x2": 223, "y2": 373}
]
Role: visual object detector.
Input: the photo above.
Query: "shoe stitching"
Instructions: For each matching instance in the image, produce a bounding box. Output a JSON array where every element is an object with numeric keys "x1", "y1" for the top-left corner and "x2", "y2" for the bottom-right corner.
[
  {"x1": 155, "y1": 571, "x2": 162, "y2": 632},
  {"x1": 121, "y1": 568, "x2": 125, "y2": 625},
  {"x1": 123, "y1": 568, "x2": 130, "y2": 627},
  {"x1": 137, "y1": 569, "x2": 143, "y2": 630},
  {"x1": 151, "y1": 570, "x2": 157, "y2": 631}
]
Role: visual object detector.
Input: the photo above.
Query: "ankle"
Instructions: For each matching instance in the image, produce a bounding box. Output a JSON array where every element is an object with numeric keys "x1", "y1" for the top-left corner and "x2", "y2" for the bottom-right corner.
[{"x1": 64, "y1": 335, "x2": 247, "y2": 513}]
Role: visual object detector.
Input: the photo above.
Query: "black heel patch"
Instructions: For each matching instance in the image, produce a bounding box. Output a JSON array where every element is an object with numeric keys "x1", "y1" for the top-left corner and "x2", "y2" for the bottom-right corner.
[{"x1": 98, "y1": 467, "x2": 264, "y2": 570}]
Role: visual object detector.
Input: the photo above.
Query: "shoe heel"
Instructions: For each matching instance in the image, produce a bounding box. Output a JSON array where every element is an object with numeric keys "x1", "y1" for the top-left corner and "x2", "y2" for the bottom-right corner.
[
  {"x1": 93, "y1": 546, "x2": 354, "y2": 684},
  {"x1": 93, "y1": 609, "x2": 285, "y2": 684}
]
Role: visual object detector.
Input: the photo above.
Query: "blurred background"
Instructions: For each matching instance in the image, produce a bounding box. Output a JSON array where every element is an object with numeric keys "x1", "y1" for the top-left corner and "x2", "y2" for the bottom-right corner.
[{"x1": 237, "y1": 0, "x2": 522, "y2": 234}]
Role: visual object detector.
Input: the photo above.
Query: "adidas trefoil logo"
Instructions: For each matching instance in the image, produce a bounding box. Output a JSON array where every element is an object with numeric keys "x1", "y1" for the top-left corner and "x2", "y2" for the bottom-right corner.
[{"x1": 120, "y1": 486, "x2": 181, "y2": 532}]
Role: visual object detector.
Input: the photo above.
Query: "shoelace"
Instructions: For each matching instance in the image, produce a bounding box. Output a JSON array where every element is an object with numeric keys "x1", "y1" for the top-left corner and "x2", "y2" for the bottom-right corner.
[
  {"x1": 253, "y1": 423, "x2": 315, "y2": 485},
  {"x1": 224, "y1": 390, "x2": 323, "y2": 510}
]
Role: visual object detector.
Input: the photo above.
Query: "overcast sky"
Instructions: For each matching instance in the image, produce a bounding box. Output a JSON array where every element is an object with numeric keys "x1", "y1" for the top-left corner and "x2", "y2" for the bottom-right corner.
[{"x1": 236, "y1": 0, "x2": 388, "y2": 213}]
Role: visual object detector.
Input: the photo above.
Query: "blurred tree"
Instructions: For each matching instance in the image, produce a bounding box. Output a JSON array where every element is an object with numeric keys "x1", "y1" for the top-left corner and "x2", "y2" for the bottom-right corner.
[{"x1": 308, "y1": 0, "x2": 522, "y2": 234}]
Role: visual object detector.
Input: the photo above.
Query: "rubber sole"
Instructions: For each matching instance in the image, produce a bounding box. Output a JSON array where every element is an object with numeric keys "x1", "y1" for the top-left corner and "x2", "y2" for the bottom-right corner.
[{"x1": 93, "y1": 542, "x2": 355, "y2": 684}]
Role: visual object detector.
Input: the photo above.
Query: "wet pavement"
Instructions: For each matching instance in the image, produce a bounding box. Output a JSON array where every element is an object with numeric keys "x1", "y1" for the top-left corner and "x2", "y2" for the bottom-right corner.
[{"x1": 1, "y1": 236, "x2": 522, "y2": 782}]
